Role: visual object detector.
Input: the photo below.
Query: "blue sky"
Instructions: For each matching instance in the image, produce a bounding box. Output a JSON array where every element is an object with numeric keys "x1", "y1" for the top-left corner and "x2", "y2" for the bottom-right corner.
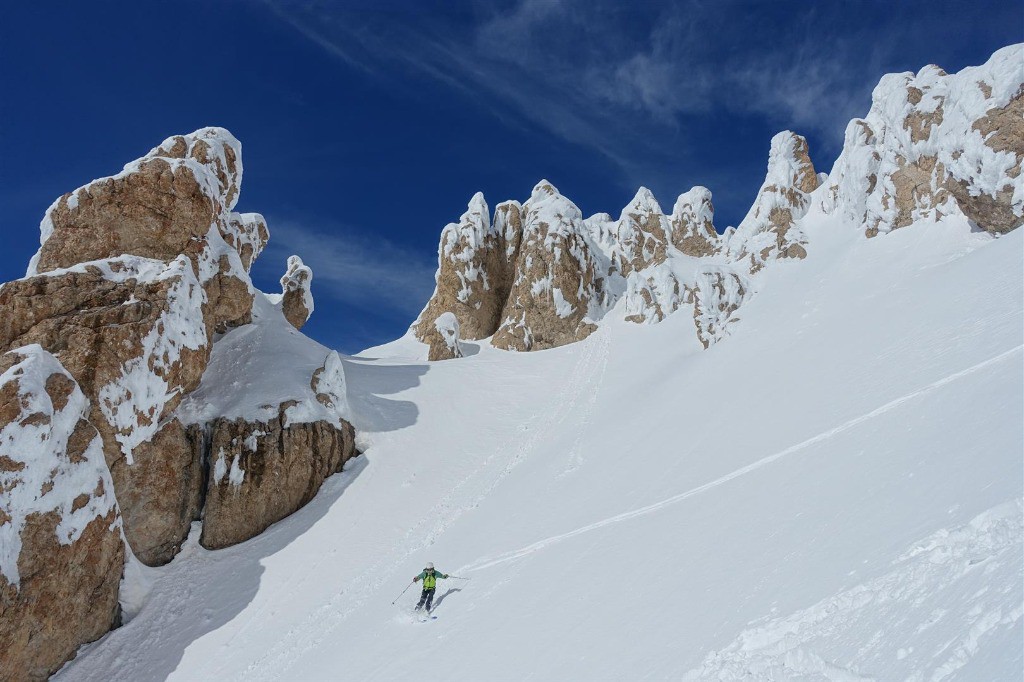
[{"x1": 1, "y1": 1, "x2": 1019, "y2": 352}]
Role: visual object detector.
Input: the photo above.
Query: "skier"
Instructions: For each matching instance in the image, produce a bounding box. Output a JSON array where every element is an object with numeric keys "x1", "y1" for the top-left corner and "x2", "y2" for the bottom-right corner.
[{"x1": 413, "y1": 562, "x2": 449, "y2": 612}]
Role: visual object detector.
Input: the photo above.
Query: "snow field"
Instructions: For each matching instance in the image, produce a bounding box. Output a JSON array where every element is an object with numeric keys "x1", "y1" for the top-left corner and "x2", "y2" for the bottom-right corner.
[{"x1": 58, "y1": 218, "x2": 1022, "y2": 680}]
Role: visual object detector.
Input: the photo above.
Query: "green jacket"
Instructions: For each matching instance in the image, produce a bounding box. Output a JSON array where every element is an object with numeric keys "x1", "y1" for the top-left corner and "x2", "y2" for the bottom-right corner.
[{"x1": 414, "y1": 570, "x2": 448, "y2": 589}]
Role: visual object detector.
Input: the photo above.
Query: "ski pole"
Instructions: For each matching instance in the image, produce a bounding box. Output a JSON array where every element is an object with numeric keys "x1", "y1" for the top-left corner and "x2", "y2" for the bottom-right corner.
[
  {"x1": 449, "y1": 576, "x2": 471, "y2": 581},
  {"x1": 392, "y1": 581, "x2": 414, "y2": 605}
]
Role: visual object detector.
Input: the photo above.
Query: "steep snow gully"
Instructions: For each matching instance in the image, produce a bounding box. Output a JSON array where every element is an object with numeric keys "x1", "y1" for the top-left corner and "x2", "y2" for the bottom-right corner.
[{"x1": 58, "y1": 220, "x2": 1023, "y2": 681}]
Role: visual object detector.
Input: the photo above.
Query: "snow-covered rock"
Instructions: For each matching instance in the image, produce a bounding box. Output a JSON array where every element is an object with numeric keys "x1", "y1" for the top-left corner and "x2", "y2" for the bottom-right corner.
[
  {"x1": 28, "y1": 127, "x2": 242, "y2": 276},
  {"x1": 684, "y1": 269, "x2": 753, "y2": 348},
  {"x1": 492, "y1": 181, "x2": 601, "y2": 351},
  {"x1": 176, "y1": 294, "x2": 358, "y2": 550},
  {"x1": 821, "y1": 44, "x2": 1024, "y2": 236},
  {"x1": 623, "y1": 269, "x2": 684, "y2": 325},
  {"x1": 422, "y1": 312, "x2": 464, "y2": 361},
  {"x1": 224, "y1": 212, "x2": 270, "y2": 272},
  {"x1": 612, "y1": 187, "x2": 671, "y2": 275},
  {"x1": 279, "y1": 255, "x2": 314, "y2": 330},
  {"x1": 0, "y1": 255, "x2": 212, "y2": 565},
  {"x1": 414, "y1": 193, "x2": 516, "y2": 343},
  {"x1": 727, "y1": 131, "x2": 819, "y2": 271},
  {"x1": 0, "y1": 346, "x2": 123, "y2": 680},
  {"x1": 670, "y1": 187, "x2": 720, "y2": 257},
  {"x1": 201, "y1": 410, "x2": 356, "y2": 550}
]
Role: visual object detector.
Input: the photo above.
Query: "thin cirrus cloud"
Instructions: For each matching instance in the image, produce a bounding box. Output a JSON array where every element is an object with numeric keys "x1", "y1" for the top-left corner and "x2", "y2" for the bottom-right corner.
[
  {"x1": 257, "y1": 219, "x2": 438, "y2": 318},
  {"x1": 263, "y1": 0, "x2": 877, "y2": 173}
]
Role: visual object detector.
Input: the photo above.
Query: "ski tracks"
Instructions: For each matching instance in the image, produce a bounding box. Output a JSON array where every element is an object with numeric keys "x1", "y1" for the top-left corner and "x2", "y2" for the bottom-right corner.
[
  {"x1": 239, "y1": 334, "x2": 612, "y2": 681},
  {"x1": 557, "y1": 332, "x2": 610, "y2": 477},
  {"x1": 462, "y1": 344, "x2": 1023, "y2": 573}
]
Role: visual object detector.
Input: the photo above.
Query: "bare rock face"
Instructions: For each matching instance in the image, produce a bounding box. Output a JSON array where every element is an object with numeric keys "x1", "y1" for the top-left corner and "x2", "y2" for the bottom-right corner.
[
  {"x1": 280, "y1": 255, "x2": 314, "y2": 330},
  {"x1": 684, "y1": 270, "x2": 753, "y2": 348},
  {"x1": 821, "y1": 45, "x2": 1023, "y2": 236},
  {"x1": 492, "y1": 181, "x2": 600, "y2": 351},
  {"x1": 414, "y1": 193, "x2": 516, "y2": 342},
  {"x1": 423, "y1": 312, "x2": 464, "y2": 361},
  {"x1": 200, "y1": 407, "x2": 356, "y2": 550},
  {"x1": 30, "y1": 128, "x2": 242, "y2": 276},
  {"x1": 110, "y1": 419, "x2": 205, "y2": 565},
  {"x1": 727, "y1": 132, "x2": 818, "y2": 271},
  {"x1": 0, "y1": 346, "x2": 124, "y2": 680},
  {"x1": 670, "y1": 187, "x2": 720, "y2": 257}
]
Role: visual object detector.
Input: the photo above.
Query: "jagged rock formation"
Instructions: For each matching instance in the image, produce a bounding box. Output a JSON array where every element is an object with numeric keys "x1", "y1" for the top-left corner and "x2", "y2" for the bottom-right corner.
[
  {"x1": 821, "y1": 44, "x2": 1023, "y2": 236},
  {"x1": 671, "y1": 187, "x2": 719, "y2": 257},
  {"x1": 409, "y1": 47, "x2": 1020, "y2": 357},
  {"x1": 414, "y1": 193, "x2": 517, "y2": 342},
  {"x1": 423, "y1": 312, "x2": 464, "y2": 361},
  {"x1": 493, "y1": 182, "x2": 601, "y2": 351},
  {"x1": 612, "y1": 188, "x2": 671, "y2": 275},
  {"x1": 685, "y1": 270, "x2": 753, "y2": 349},
  {"x1": 726, "y1": 131, "x2": 818, "y2": 271},
  {"x1": 1, "y1": 127, "x2": 358, "y2": 675},
  {"x1": 0, "y1": 346, "x2": 123, "y2": 680},
  {"x1": 280, "y1": 255, "x2": 314, "y2": 330}
]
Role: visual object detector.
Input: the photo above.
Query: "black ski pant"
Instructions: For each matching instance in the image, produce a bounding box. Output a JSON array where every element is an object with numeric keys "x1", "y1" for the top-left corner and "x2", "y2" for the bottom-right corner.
[{"x1": 416, "y1": 588, "x2": 435, "y2": 611}]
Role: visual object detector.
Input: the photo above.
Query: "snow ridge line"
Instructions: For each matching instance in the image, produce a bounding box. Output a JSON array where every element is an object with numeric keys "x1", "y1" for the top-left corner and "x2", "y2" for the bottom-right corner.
[{"x1": 462, "y1": 345, "x2": 1024, "y2": 573}]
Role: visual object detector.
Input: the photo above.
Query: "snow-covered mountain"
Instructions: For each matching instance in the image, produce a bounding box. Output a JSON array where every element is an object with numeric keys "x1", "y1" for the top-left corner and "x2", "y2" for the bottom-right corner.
[
  {"x1": 2, "y1": 44, "x2": 1021, "y2": 681},
  {"x1": 405, "y1": 44, "x2": 1022, "y2": 360}
]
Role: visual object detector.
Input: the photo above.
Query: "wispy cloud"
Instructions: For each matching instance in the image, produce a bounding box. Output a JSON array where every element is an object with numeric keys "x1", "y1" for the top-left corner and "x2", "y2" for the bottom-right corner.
[
  {"x1": 256, "y1": 218, "x2": 437, "y2": 319},
  {"x1": 263, "y1": 0, "x2": 880, "y2": 192}
]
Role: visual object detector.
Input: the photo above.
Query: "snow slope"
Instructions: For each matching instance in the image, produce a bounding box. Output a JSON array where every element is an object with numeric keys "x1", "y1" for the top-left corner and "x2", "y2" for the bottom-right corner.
[{"x1": 58, "y1": 215, "x2": 1022, "y2": 680}]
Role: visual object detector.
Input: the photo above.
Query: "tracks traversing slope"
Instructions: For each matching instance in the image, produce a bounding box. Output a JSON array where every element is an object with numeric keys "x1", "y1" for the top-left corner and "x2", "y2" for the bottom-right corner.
[
  {"x1": 460, "y1": 345, "x2": 1024, "y2": 573},
  {"x1": 239, "y1": 334, "x2": 612, "y2": 681}
]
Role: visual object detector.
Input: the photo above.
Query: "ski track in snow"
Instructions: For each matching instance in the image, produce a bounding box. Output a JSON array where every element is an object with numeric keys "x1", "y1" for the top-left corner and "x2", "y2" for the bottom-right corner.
[
  {"x1": 238, "y1": 334, "x2": 611, "y2": 682},
  {"x1": 460, "y1": 344, "x2": 1024, "y2": 574},
  {"x1": 557, "y1": 331, "x2": 610, "y2": 477}
]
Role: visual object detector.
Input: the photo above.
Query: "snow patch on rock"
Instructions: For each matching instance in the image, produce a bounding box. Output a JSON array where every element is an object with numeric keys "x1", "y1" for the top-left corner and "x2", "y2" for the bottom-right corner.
[{"x1": 0, "y1": 346, "x2": 119, "y2": 586}]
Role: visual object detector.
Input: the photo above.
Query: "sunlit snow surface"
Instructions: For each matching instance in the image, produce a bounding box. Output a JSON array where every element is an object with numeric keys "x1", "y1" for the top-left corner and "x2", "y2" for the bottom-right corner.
[{"x1": 59, "y1": 216, "x2": 1022, "y2": 680}]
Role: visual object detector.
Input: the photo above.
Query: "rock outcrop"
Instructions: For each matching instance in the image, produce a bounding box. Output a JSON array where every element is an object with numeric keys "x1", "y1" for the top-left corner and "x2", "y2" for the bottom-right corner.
[
  {"x1": 727, "y1": 132, "x2": 818, "y2": 271},
  {"x1": 0, "y1": 346, "x2": 123, "y2": 680},
  {"x1": 685, "y1": 270, "x2": 753, "y2": 348},
  {"x1": 0, "y1": 255, "x2": 213, "y2": 565},
  {"x1": 423, "y1": 312, "x2": 464, "y2": 361},
  {"x1": 175, "y1": 294, "x2": 358, "y2": 550},
  {"x1": 821, "y1": 44, "x2": 1024, "y2": 236},
  {"x1": 612, "y1": 188, "x2": 671, "y2": 275},
  {"x1": 492, "y1": 182, "x2": 601, "y2": 351},
  {"x1": 403, "y1": 48, "x2": 1021, "y2": 355},
  {"x1": 414, "y1": 193, "x2": 516, "y2": 342},
  {"x1": 280, "y1": 255, "x2": 314, "y2": 330},
  {"x1": 670, "y1": 187, "x2": 719, "y2": 257},
  {"x1": 0, "y1": 125, "x2": 362, "y2": 676},
  {"x1": 200, "y1": 407, "x2": 356, "y2": 550}
]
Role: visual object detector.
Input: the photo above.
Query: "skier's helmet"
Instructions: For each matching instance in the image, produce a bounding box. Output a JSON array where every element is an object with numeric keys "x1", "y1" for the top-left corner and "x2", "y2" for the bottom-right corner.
[{"x1": 425, "y1": 562, "x2": 434, "y2": 570}]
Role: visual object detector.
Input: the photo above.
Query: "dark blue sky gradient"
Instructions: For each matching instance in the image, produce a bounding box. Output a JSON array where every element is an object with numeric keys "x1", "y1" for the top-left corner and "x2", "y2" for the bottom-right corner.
[{"x1": 1, "y1": 1, "x2": 1020, "y2": 352}]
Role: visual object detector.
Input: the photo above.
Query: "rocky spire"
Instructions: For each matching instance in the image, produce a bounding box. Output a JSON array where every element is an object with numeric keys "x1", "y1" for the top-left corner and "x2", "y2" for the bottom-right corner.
[
  {"x1": 413, "y1": 192, "x2": 513, "y2": 343},
  {"x1": 280, "y1": 255, "x2": 314, "y2": 330},
  {"x1": 727, "y1": 131, "x2": 818, "y2": 271},
  {"x1": 492, "y1": 181, "x2": 600, "y2": 351},
  {"x1": 613, "y1": 187, "x2": 670, "y2": 275},
  {"x1": 670, "y1": 186, "x2": 719, "y2": 257}
]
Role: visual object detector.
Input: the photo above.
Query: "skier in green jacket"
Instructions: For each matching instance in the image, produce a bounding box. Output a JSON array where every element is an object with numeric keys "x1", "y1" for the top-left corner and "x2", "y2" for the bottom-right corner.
[{"x1": 413, "y1": 562, "x2": 449, "y2": 612}]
